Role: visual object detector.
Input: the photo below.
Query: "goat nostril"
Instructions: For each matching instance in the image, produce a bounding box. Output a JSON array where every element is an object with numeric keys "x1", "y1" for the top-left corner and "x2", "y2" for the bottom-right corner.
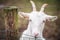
[{"x1": 34, "y1": 33, "x2": 39, "y2": 37}]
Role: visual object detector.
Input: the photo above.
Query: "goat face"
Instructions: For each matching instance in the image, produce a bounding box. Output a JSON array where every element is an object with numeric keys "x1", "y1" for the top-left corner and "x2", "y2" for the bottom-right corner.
[{"x1": 28, "y1": 11, "x2": 47, "y2": 37}]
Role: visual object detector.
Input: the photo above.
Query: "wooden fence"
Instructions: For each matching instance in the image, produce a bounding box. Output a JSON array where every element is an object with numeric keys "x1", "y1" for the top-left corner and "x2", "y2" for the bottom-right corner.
[{"x1": 0, "y1": 6, "x2": 18, "y2": 40}]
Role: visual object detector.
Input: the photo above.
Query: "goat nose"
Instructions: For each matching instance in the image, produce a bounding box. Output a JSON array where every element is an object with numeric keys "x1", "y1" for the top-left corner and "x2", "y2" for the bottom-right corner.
[{"x1": 34, "y1": 33, "x2": 39, "y2": 37}]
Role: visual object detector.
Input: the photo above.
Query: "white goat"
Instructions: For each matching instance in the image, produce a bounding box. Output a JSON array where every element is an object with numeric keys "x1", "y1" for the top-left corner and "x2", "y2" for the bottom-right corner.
[{"x1": 18, "y1": 0, "x2": 57, "y2": 40}]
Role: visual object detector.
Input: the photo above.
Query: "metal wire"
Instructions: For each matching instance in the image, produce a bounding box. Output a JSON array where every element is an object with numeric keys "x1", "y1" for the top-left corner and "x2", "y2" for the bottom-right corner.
[{"x1": 20, "y1": 34, "x2": 42, "y2": 40}]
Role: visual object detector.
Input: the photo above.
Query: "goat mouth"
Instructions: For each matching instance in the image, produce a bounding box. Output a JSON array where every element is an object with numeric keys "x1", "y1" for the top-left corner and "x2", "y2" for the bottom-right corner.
[{"x1": 34, "y1": 36, "x2": 38, "y2": 38}]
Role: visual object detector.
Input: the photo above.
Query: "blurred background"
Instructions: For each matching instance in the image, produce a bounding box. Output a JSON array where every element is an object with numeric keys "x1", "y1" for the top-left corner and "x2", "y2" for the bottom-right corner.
[{"x1": 0, "y1": 0, "x2": 60, "y2": 40}]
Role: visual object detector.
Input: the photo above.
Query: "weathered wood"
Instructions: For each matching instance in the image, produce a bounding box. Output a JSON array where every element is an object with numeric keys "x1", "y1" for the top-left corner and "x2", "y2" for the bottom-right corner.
[
  {"x1": 0, "y1": 8, "x2": 6, "y2": 40},
  {"x1": 4, "y1": 6, "x2": 18, "y2": 40}
]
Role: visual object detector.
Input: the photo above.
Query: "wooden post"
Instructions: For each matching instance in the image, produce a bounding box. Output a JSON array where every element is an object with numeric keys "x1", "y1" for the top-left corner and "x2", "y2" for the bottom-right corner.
[
  {"x1": 0, "y1": 8, "x2": 6, "y2": 40},
  {"x1": 4, "y1": 6, "x2": 18, "y2": 40}
]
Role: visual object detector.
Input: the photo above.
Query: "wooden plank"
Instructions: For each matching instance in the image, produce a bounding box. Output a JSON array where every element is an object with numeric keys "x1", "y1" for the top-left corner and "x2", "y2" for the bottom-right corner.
[{"x1": 4, "y1": 6, "x2": 18, "y2": 40}]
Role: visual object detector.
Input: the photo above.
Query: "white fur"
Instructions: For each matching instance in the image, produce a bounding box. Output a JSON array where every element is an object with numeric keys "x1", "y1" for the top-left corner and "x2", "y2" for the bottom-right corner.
[{"x1": 18, "y1": 0, "x2": 58, "y2": 40}]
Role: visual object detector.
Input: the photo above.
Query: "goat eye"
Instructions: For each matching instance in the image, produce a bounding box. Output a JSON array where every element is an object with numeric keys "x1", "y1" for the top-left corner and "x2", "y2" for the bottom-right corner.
[
  {"x1": 29, "y1": 19, "x2": 32, "y2": 21},
  {"x1": 43, "y1": 20, "x2": 45, "y2": 22}
]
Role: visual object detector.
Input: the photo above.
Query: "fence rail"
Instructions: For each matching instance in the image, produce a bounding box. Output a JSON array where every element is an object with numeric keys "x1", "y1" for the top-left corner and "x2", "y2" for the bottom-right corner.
[
  {"x1": 20, "y1": 34, "x2": 43, "y2": 40},
  {"x1": 20, "y1": 37, "x2": 42, "y2": 40}
]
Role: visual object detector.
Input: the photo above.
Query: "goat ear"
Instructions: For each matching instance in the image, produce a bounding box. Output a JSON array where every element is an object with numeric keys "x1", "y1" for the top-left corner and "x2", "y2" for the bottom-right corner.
[
  {"x1": 46, "y1": 15, "x2": 58, "y2": 21},
  {"x1": 39, "y1": 4, "x2": 48, "y2": 12},
  {"x1": 18, "y1": 12, "x2": 29, "y2": 19},
  {"x1": 30, "y1": 0, "x2": 36, "y2": 11}
]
